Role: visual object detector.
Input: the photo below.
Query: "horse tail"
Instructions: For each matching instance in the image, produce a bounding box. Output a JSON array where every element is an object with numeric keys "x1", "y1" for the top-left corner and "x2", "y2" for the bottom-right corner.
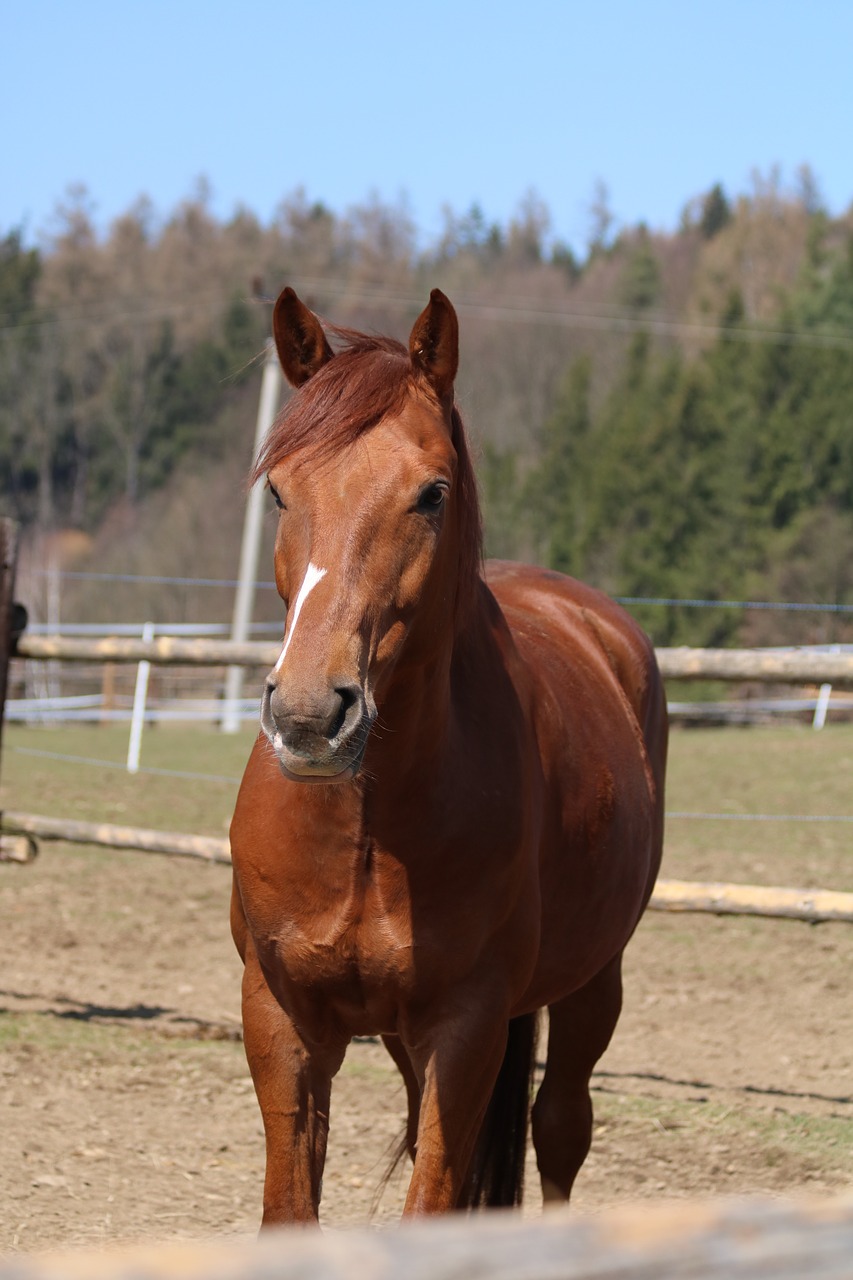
[{"x1": 460, "y1": 1011, "x2": 539, "y2": 1209}]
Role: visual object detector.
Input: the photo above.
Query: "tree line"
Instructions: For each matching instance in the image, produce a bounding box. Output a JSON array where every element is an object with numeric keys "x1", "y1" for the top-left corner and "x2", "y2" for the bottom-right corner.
[
  {"x1": 1, "y1": 171, "x2": 851, "y2": 645},
  {"x1": 516, "y1": 235, "x2": 853, "y2": 644}
]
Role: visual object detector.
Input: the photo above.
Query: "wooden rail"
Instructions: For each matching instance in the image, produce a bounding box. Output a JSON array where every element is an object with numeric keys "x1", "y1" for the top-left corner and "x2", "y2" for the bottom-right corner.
[
  {"x1": 657, "y1": 646, "x2": 853, "y2": 688},
  {"x1": 649, "y1": 878, "x2": 853, "y2": 923},
  {"x1": 13, "y1": 635, "x2": 853, "y2": 687},
  {"x1": 14, "y1": 633, "x2": 280, "y2": 668},
  {"x1": 4, "y1": 811, "x2": 852, "y2": 922},
  {"x1": 2, "y1": 1194, "x2": 852, "y2": 1279},
  {"x1": 2, "y1": 811, "x2": 231, "y2": 865}
]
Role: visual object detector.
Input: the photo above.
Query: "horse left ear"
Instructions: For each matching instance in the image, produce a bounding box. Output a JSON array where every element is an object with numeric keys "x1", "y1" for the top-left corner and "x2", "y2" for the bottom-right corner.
[
  {"x1": 409, "y1": 289, "x2": 459, "y2": 403},
  {"x1": 273, "y1": 287, "x2": 334, "y2": 387}
]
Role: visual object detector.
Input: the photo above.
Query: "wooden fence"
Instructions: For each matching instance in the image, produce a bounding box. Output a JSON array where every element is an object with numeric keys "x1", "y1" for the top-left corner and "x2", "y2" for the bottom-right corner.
[
  {"x1": 13, "y1": 632, "x2": 853, "y2": 687},
  {"x1": 4, "y1": 810, "x2": 853, "y2": 923},
  {"x1": 3, "y1": 536, "x2": 852, "y2": 1271},
  {"x1": 3, "y1": 532, "x2": 853, "y2": 919},
  {"x1": 2, "y1": 1194, "x2": 852, "y2": 1279}
]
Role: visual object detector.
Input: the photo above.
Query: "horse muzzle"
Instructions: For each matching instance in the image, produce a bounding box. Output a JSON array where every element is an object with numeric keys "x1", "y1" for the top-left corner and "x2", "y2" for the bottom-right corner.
[{"x1": 260, "y1": 677, "x2": 373, "y2": 783}]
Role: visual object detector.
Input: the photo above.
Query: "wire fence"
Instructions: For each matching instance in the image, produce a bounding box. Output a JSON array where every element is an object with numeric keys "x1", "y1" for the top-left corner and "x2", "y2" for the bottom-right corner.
[
  {"x1": 28, "y1": 569, "x2": 853, "y2": 615},
  {"x1": 9, "y1": 745, "x2": 853, "y2": 829},
  {"x1": 8, "y1": 598, "x2": 853, "y2": 832}
]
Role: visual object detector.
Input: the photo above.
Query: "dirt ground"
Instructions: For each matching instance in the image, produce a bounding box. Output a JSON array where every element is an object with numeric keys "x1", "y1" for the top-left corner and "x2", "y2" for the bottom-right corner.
[{"x1": 1, "y1": 834, "x2": 851, "y2": 1253}]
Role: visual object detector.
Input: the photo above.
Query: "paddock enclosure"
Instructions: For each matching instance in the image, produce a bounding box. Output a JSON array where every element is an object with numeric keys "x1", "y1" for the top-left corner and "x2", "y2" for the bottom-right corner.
[
  {"x1": 1, "y1": 717, "x2": 851, "y2": 1252},
  {"x1": 1, "y1": 510, "x2": 851, "y2": 1250}
]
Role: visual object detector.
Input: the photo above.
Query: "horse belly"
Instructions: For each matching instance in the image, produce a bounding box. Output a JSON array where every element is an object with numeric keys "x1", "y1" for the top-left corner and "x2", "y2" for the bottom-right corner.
[
  {"x1": 530, "y1": 818, "x2": 654, "y2": 1008},
  {"x1": 511, "y1": 650, "x2": 660, "y2": 1007}
]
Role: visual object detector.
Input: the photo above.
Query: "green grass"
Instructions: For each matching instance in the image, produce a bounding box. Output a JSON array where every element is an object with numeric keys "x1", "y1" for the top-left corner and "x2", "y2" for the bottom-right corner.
[
  {"x1": 2, "y1": 721, "x2": 852, "y2": 889},
  {"x1": 1, "y1": 723, "x2": 258, "y2": 839},
  {"x1": 588, "y1": 1088, "x2": 853, "y2": 1188},
  {"x1": 664, "y1": 723, "x2": 853, "y2": 891}
]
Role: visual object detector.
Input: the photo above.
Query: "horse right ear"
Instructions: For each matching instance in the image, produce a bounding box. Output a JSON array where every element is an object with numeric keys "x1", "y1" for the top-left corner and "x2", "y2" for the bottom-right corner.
[
  {"x1": 409, "y1": 288, "x2": 459, "y2": 405},
  {"x1": 272, "y1": 287, "x2": 334, "y2": 387}
]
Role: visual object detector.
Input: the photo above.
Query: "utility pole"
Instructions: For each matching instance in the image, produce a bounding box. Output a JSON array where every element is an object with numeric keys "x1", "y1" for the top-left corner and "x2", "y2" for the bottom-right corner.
[{"x1": 221, "y1": 342, "x2": 283, "y2": 733}]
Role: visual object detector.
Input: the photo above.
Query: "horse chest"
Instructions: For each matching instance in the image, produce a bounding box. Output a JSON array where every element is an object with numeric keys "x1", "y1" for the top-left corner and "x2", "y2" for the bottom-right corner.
[{"x1": 246, "y1": 861, "x2": 418, "y2": 1033}]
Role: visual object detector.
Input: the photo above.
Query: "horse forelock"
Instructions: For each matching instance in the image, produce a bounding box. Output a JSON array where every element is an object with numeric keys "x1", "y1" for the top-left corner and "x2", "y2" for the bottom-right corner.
[
  {"x1": 251, "y1": 328, "x2": 409, "y2": 482},
  {"x1": 252, "y1": 326, "x2": 484, "y2": 630}
]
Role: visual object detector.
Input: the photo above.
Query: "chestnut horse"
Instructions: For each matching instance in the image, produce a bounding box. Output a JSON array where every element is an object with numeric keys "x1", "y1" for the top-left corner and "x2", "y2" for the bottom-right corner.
[{"x1": 230, "y1": 287, "x2": 667, "y2": 1224}]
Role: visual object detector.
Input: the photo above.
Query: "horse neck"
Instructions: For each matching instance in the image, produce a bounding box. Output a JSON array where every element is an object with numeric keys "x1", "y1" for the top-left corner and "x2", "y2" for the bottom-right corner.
[{"x1": 366, "y1": 578, "x2": 493, "y2": 787}]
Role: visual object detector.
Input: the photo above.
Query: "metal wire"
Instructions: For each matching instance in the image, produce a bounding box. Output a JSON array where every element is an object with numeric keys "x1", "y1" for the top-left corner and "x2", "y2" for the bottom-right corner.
[
  {"x1": 10, "y1": 746, "x2": 853, "y2": 821},
  {"x1": 30, "y1": 569, "x2": 853, "y2": 613},
  {"x1": 10, "y1": 746, "x2": 243, "y2": 785}
]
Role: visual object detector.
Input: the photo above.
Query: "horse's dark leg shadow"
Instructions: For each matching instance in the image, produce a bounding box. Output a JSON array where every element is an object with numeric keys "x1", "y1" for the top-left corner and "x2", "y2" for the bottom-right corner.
[
  {"x1": 531, "y1": 953, "x2": 623, "y2": 1205},
  {"x1": 380, "y1": 1033, "x2": 421, "y2": 1170}
]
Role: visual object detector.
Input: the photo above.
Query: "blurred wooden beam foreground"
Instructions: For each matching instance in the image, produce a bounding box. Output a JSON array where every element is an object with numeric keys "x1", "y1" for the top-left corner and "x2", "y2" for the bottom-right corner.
[{"x1": 1, "y1": 1194, "x2": 852, "y2": 1280}]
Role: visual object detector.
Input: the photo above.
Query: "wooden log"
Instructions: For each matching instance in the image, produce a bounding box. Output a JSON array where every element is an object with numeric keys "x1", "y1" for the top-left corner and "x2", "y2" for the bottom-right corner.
[
  {"x1": 1, "y1": 1193, "x2": 852, "y2": 1279},
  {"x1": 656, "y1": 646, "x2": 853, "y2": 688},
  {"x1": 651, "y1": 878, "x2": 853, "y2": 923},
  {"x1": 1, "y1": 811, "x2": 231, "y2": 865},
  {"x1": 12, "y1": 636, "x2": 853, "y2": 687},
  {"x1": 4, "y1": 811, "x2": 851, "y2": 923},
  {"x1": 0, "y1": 832, "x2": 37, "y2": 863},
  {"x1": 14, "y1": 632, "x2": 280, "y2": 668}
]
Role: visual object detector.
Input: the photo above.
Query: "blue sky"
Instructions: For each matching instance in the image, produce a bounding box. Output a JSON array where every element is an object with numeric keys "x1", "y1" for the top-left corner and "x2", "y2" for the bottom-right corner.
[{"x1": 4, "y1": 0, "x2": 852, "y2": 252}]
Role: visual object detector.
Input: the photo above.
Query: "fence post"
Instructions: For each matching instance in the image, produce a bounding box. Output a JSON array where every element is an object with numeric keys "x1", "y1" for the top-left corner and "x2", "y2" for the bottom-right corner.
[
  {"x1": 0, "y1": 518, "x2": 17, "y2": 735},
  {"x1": 0, "y1": 520, "x2": 34, "y2": 862},
  {"x1": 127, "y1": 621, "x2": 155, "y2": 774},
  {"x1": 221, "y1": 341, "x2": 283, "y2": 733},
  {"x1": 812, "y1": 683, "x2": 832, "y2": 730},
  {"x1": 812, "y1": 646, "x2": 839, "y2": 730},
  {"x1": 0, "y1": 519, "x2": 18, "y2": 788}
]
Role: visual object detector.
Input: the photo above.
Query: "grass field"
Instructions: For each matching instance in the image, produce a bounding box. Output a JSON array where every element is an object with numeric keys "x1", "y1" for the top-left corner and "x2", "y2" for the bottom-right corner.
[{"x1": 3, "y1": 720, "x2": 852, "y2": 891}]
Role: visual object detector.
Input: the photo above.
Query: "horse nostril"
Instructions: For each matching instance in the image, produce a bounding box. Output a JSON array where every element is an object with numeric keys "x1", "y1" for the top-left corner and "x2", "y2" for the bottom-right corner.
[
  {"x1": 336, "y1": 685, "x2": 359, "y2": 713},
  {"x1": 329, "y1": 684, "x2": 360, "y2": 740},
  {"x1": 261, "y1": 681, "x2": 279, "y2": 733}
]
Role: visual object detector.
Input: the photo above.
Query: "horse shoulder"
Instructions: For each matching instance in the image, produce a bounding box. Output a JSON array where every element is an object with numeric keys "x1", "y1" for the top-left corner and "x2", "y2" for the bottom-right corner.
[{"x1": 485, "y1": 560, "x2": 665, "y2": 761}]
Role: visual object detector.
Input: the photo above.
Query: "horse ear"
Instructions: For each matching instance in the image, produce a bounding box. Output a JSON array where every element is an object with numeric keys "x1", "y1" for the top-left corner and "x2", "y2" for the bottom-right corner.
[
  {"x1": 272, "y1": 287, "x2": 334, "y2": 387},
  {"x1": 409, "y1": 289, "x2": 459, "y2": 402}
]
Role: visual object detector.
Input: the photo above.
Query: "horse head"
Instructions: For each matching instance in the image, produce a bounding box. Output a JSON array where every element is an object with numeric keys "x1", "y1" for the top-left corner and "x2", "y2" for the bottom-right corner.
[{"x1": 257, "y1": 287, "x2": 480, "y2": 783}]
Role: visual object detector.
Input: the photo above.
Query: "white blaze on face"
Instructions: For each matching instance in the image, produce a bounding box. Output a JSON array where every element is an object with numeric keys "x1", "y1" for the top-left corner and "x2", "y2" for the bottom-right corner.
[{"x1": 274, "y1": 563, "x2": 327, "y2": 672}]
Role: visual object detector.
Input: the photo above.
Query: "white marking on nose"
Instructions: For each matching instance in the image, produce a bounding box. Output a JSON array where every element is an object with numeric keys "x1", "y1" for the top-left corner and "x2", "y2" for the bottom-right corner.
[{"x1": 274, "y1": 563, "x2": 327, "y2": 672}]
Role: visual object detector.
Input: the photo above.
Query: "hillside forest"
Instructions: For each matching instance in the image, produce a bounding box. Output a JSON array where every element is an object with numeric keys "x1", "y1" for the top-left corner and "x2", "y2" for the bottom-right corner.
[{"x1": 2, "y1": 171, "x2": 852, "y2": 648}]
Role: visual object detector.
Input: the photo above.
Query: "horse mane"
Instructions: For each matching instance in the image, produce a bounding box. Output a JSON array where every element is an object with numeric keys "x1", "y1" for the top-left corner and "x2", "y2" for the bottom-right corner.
[{"x1": 251, "y1": 324, "x2": 484, "y2": 630}]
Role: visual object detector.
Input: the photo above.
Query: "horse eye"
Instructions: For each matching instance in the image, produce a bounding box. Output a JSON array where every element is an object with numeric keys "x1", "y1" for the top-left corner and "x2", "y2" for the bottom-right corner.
[
  {"x1": 418, "y1": 483, "x2": 448, "y2": 511},
  {"x1": 268, "y1": 482, "x2": 285, "y2": 510}
]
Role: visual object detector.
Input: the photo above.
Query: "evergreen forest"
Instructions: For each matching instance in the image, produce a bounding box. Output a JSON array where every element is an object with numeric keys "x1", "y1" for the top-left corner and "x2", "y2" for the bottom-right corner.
[{"x1": 2, "y1": 173, "x2": 852, "y2": 647}]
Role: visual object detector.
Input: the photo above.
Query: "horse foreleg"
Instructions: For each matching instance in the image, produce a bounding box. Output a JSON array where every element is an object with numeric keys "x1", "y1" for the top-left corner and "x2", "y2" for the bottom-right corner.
[
  {"x1": 241, "y1": 946, "x2": 345, "y2": 1226},
  {"x1": 401, "y1": 999, "x2": 509, "y2": 1215},
  {"x1": 531, "y1": 953, "x2": 623, "y2": 1206}
]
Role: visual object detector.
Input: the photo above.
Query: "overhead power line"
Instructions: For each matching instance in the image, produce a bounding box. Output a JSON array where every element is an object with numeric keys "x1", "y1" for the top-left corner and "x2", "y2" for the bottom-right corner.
[{"x1": 1, "y1": 277, "x2": 852, "y2": 349}]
